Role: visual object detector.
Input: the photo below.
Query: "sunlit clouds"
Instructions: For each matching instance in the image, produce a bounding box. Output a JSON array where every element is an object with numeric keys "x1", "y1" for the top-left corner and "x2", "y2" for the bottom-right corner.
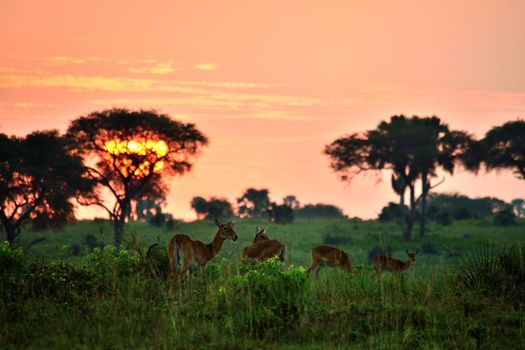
[{"x1": 194, "y1": 63, "x2": 217, "y2": 71}]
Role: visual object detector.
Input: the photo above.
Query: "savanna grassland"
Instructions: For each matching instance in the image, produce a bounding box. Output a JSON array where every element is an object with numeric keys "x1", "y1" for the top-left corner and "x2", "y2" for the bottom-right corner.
[{"x1": 1, "y1": 218, "x2": 524, "y2": 349}]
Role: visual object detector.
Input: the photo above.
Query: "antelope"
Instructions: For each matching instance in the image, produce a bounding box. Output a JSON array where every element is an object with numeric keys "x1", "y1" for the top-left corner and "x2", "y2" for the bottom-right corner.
[
  {"x1": 243, "y1": 227, "x2": 286, "y2": 264},
  {"x1": 252, "y1": 226, "x2": 270, "y2": 243},
  {"x1": 167, "y1": 218, "x2": 238, "y2": 281},
  {"x1": 371, "y1": 249, "x2": 419, "y2": 275},
  {"x1": 306, "y1": 245, "x2": 353, "y2": 277}
]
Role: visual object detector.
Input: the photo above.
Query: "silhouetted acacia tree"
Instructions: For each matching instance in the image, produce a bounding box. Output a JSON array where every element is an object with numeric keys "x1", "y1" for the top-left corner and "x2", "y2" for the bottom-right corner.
[
  {"x1": 268, "y1": 202, "x2": 294, "y2": 224},
  {"x1": 408, "y1": 117, "x2": 470, "y2": 237},
  {"x1": 465, "y1": 119, "x2": 525, "y2": 179},
  {"x1": 325, "y1": 115, "x2": 469, "y2": 239},
  {"x1": 282, "y1": 195, "x2": 300, "y2": 210},
  {"x1": 237, "y1": 188, "x2": 270, "y2": 218},
  {"x1": 0, "y1": 131, "x2": 94, "y2": 244},
  {"x1": 66, "y1": 108, "x2": 208, "y2": 247},
  {"x1": 190, "y1": 196, "x2": 234, "y2": 219}
]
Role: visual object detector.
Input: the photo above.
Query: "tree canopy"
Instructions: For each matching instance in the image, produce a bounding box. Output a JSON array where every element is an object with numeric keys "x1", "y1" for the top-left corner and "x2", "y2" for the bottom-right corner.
[
  {"x1": 325, "y1": 115, "x2": 470, "y2": 239},
  {"x1": 66, "y1": 108, "x2": 208, "y2": 246},
  {"x1": 237, "y1": 188, "x2": 271, "y2": 218},
  {"x1": 0, "y1": 130, "x2": 94, "y2": 243},
  {"x1": 464, "y1": 120, "x2": 525, "y2": 179},
  {"x1": 190, "y1": 196, "x2": 234, "y2": 220}
]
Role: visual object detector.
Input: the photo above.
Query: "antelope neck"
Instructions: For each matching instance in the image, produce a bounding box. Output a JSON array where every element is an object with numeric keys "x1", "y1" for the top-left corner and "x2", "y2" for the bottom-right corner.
[{"x1": 206, "y1": 230, "x2": 225, "y2": 257}]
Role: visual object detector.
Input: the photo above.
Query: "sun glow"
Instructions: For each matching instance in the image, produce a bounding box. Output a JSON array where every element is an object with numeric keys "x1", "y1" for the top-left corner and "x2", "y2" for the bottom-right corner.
[{"x1": 103, "y1": 139, "x2": 169, "y2": 177}]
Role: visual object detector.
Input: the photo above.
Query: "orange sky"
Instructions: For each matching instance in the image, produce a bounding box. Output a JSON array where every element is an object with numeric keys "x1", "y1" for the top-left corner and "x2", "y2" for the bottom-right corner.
[{"x1": 1, "y1": 0, "x2": 525, "y2": 220}]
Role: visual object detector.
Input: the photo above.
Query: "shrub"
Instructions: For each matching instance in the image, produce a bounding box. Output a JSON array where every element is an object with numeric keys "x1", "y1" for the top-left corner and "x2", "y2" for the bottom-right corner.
[
  {"x1": 230, "y1": 258, "x2": 306, "y2": 335},
  {"x1": 435, "y1": 211, "x2": 452, "y2": 225},
  {"x1": 494, "y1": 208, "x2": 516, "y2": 226},
  {"x1": 0, "y1": 241, "x2": 25, "y2": 272},
  {"x1": 84, "y1": 233, "x2": 103, "y2": 252},
  {"x1": 457, "y1": 243, "x2": 525, "y2": 297}
]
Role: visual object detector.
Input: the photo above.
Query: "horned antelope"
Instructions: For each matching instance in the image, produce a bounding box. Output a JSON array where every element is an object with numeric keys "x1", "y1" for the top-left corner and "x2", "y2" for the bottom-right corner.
[
  {"x1": 371, "y1": 249, "x2": 419, "y2": 275},
  {"x1": 306, "y1": 245, "x2": 353, "y2": 277},
  {"x1": 252, "y1": 226, "x2": 270, "y2": 243},
  {"x1": 243, "y1": 227, "x2": 286, "y2": 264},
  {"x1": 167, "y1": 219, "x2": 238, "y2": 281}
]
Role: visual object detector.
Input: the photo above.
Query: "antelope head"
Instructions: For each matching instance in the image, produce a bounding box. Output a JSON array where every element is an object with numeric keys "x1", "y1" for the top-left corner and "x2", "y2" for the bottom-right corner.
[
  {"x1": 215, "y1": 218, "x2": 238, "y2": 242},
  {"x1": 253, "y1": 226, "x2": 270, "y2": 242},
  {"x1": 405, "y1": 249, "x2": 419, "y2": 263}
]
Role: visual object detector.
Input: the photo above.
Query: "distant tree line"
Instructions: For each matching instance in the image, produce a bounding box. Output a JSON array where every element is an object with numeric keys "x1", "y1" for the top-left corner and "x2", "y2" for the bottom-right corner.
[
  {"x1": 378, "y1": 193, "x2": 520, "y2": 226},
  {"x1": 190, "y1": 189, "x2": 346, "y2": 224}
]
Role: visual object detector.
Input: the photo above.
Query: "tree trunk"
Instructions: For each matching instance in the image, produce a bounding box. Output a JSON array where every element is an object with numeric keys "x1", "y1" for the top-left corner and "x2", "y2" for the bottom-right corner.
[
  {"x1": 114, "y1": 218, "x2": 124, "y2": 248},
  {"x1": 113, "y1": 199, "x2": 131, "y2": 248},
  {"x1": 3, "y1": 223, "x2": 17, "y2": 244},
  {"x1": 419, "y1": 174, "x2": 429, "y2": 238},
  {"x1": 404, "y1": 184, "x2": 416, "y2": 240},
  {"x1": 399, "y1": 186, "x2": 406, "y2": 230}
]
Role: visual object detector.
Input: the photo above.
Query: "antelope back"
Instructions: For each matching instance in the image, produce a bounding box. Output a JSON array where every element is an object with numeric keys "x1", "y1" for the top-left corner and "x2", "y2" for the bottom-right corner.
[{"x1": 243, "y1": 239, "x2": 284, "y2": 260}]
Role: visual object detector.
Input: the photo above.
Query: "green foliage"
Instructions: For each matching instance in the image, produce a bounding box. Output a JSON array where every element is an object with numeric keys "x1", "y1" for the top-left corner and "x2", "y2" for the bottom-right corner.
[
  {"x1": 494, "y1": 208, "x2": 516, "y2": 226},
  {"x1": 0, "y1": 131, "x2": 95, "y2": 243},
  {"x1": 2, "y1": 218, "x2": 525, "y2": 348},
  {"x1": 231, "y1": 258, "x2": 306, "y2": 335},
  {"x1": 457, "y1": 243, "x2": 525, "y2": 298}
]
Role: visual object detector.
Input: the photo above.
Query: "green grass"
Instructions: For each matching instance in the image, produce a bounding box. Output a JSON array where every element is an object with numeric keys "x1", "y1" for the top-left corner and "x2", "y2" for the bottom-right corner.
[{"x1": 1, "y1": 218, "x2": 524, "y2": 349}]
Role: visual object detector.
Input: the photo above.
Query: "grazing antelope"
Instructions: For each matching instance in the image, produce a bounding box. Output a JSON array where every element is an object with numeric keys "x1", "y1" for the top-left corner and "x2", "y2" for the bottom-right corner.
[
  {"x1": 371, "y1": 249, "x2": 419, "y2": 275},
  {"x1": 167, "y1": 219, "x2": 238, "y2": 281},
  {"x1": 306, "y1": 245, "x2": 353, "y2": 277},
  {"x1": 252, "y1": 226, "x2": 270, "y2": 243},
  {"x1": 243, "y1": 227, "x2": 286, "y2": 264}
]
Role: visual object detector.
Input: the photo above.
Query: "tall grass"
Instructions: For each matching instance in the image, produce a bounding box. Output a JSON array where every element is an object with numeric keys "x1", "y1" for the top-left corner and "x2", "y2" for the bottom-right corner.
[{"x1": 1, "y1": 240, "x2": 524, "y2": 349}]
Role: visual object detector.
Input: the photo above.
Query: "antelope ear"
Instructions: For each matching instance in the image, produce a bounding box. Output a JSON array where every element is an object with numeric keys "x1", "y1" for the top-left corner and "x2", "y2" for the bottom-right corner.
[
  {"x1": 261, "y1": 228, "x2": 267, "y2": 234},
  {"x1": 405, "y1": 249, "x2": 409, "y2": 254},
  {"x1": 255, "y1": 226, "x2": 260, "y2": 234},
  {"x1": 230, "y1": 220, "x2": 236, "y2": 227},
  {"x1": 214, "y1": 218, "x2": 221, "y2": 227}
]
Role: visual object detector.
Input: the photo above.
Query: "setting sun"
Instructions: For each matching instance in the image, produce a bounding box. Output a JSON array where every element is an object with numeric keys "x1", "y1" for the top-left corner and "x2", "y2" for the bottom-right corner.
[{"x1": 103, "y1": 139, "x2": 169, "y2": 177}]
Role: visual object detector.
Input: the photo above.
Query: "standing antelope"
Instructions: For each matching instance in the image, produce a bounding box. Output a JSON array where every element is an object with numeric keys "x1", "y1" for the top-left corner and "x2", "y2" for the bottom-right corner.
[
  {"x1": 167, "y1": 219, "x2": 238, "y2": 281},
  {"x1": 371, "y1": 249, "x2": 419, "y2": 275},
  {"x1": 306, "y1": 245, "x2": 353, "y2": 277},
  {"x1": 243, "y1": 227, "x2": 286, "y2": 264},
  {"x1": 252, "y1": 226, "x2": 270, "y2": 243}
]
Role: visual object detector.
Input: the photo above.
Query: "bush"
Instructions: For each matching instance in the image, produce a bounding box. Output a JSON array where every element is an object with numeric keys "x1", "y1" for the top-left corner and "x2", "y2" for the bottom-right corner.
[
  {"x1": 84, "y1": 234, "x2": 103, "y2": 252},
  {"x1": 230, "y1": 258, "x2": 306, "y2": 335},
  {"x1": 457, "y1": 243, "x2": 525, "y2": 298},
  {"x1": 494, "y1": 208, "x2": 516, "y2": 226},
  {"x1": 435, "y1": 211, "x2": 452, "y2": 226}
]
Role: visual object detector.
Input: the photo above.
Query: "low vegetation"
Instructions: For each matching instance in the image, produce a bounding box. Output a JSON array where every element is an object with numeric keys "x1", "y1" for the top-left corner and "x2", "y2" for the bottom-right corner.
[{"x1": 1, "y1": 218, "x2": 524, "y2": 349}]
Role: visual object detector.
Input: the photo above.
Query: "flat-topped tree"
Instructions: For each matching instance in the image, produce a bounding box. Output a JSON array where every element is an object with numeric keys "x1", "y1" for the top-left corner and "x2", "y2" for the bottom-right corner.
[
  {"x1": 66, "y1": 108, "x2": 208, "y2": 247},
  {"x1": 0, "y1": 131, "x2": 95, "y2": 244},
  {"x1": 464, "y1": 120, "x2": 525, "y2": 179},
  {"x1": 325, "y1": 115, "x2": 470, "y2": 239}
]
